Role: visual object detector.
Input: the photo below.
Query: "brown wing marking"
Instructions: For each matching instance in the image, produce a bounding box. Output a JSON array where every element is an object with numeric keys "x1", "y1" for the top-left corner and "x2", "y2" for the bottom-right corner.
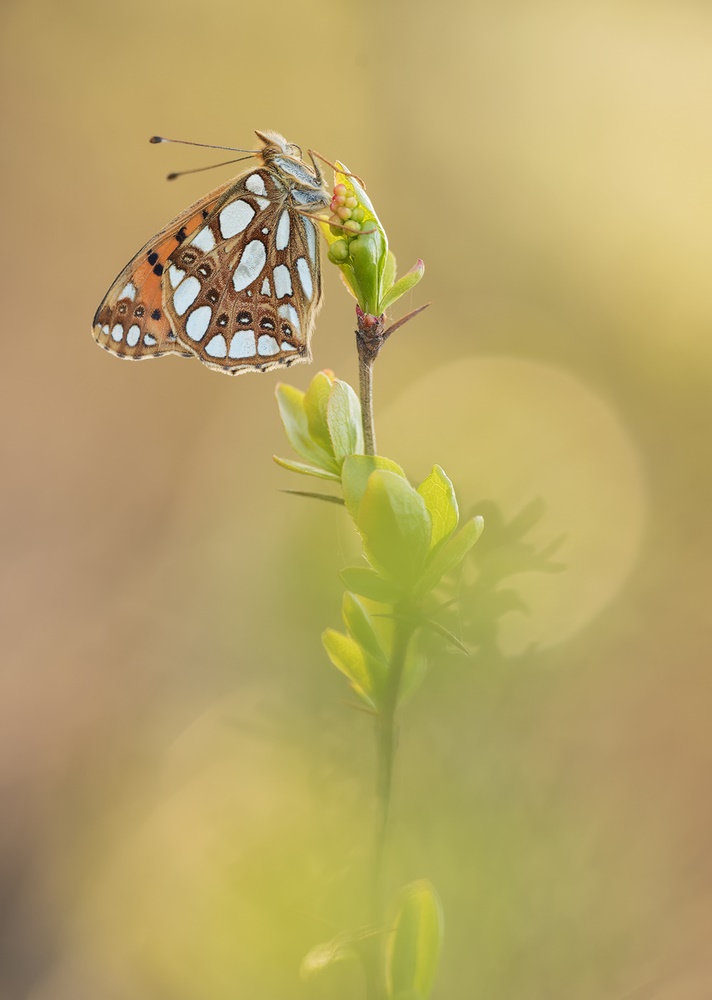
[{"x1": 163, "y1": 170, "x2": 323, "y2": 376}]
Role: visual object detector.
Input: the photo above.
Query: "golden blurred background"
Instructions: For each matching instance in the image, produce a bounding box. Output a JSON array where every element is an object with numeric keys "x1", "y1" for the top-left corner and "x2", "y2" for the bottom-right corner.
[{"x1": 1, "y1": 0, "x2": 711, "y2": 997}]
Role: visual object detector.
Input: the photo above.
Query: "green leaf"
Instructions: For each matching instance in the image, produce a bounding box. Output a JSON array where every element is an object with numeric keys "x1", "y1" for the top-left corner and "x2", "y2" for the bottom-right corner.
[
  {"x1": 379, "y1": 259, "x2": 425, "y2": 314},
  {"x1": 272, "y1": 455, "x2": 341, "y2": 481},
  {"x1": 340, "y1": 567, "x2": 404, "y2": 604},
  {"x1": 384, "y1": 881, "x2": 444, "y2": 1000},
  {"x1": 327, "y1": 379, "x2": 364, "y2": 464},
  {"x1": 349, "y1": 229, "x2": 385, "y2": 316},
  {"x1": 417, "y1": 465, "x2": 459, "y2": 549},
  {"x1": 275, "y1": 383, "x2": 339, "y2": 473},
  {"x1": 342, "y1": 592, "x2": 387, "y2": 664},
  {"x1": 304, "y1": 370, "x2": 336, "y2": 456},
  {"x1": 381, "y1": 250, "x2": 397, "y2": 299},
  {"x1": 341, "y1": 454, "x2": 406, "y2": 522},
  {"x1": 322, "y1": 629, "x2": 384, "y2": 708},
  {"x1": 281, "y1": 490, "x2": 344, "y2": 505},
  {"x1": 417, "y1": 516, "x2": 484, "y2": 596},
  {"x1": 358, "y1": 471, "x2": 431, "y2": 588}
]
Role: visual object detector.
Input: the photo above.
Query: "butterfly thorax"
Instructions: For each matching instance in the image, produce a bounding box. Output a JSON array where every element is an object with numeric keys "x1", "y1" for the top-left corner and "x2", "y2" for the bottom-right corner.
[{"x1": 256, "y1": 130, "x2": 331, "y2": 212}]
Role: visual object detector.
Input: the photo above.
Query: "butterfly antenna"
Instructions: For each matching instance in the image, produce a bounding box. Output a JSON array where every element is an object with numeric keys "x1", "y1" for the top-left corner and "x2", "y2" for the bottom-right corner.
[
  {"x1": 149, "y1": 136, "x2": 261, "y2": 154},
  {"x1": 166, "y1": 154, "x2": 256, "y2": 181}
]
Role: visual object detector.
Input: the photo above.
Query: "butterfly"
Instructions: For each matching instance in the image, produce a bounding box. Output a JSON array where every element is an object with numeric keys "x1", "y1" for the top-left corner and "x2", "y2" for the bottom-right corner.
[{"x1": 92, "y1": 130, "x2": 332, "y2": 376}]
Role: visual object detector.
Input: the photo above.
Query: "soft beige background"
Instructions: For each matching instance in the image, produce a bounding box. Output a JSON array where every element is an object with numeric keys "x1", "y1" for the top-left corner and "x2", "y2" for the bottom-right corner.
[{"x1": 1, "y1": 1, "x2": 711, "y2": 998}]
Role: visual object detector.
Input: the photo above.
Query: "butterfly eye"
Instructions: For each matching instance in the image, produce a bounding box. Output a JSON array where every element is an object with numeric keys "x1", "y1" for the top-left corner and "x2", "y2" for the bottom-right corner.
[{"x1": 237, "y1": 311, "x2": 253, "y2": 325}]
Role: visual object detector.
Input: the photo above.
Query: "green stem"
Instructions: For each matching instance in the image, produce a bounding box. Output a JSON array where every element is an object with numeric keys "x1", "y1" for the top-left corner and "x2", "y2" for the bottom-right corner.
[
  {"x1": 358, "y1": 341, "x2": 376, "y2": 456},
  {"x1": 371, "y1": 608, "x2": 413, "y2": 923}
]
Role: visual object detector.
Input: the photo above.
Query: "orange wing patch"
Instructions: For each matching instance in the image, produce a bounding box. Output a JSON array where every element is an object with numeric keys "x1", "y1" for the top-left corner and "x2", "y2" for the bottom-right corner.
[{"x1": 92, "y1": 184, "x2": 233, "y2": 361}]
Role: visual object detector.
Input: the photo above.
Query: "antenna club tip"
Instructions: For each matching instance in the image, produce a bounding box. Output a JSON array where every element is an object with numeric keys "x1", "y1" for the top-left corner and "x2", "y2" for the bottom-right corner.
[
  {"x1": 149, "y1": 135, "x2": 164, "y2": 144},
  {"x1": 166, "y1": 173, "x2": 178, "y2": 181}
]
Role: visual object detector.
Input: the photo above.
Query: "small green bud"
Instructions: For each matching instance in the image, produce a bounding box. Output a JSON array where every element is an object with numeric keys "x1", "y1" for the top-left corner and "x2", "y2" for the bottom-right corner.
[{"x1": 327, "y1": 239, "x2": 350, "y2": 263}]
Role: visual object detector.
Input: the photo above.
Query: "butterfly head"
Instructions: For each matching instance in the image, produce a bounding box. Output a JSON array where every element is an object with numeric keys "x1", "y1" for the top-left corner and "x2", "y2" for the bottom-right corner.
[{"x1": 254, "y1": 129, "x2": 301, "y2": 159}]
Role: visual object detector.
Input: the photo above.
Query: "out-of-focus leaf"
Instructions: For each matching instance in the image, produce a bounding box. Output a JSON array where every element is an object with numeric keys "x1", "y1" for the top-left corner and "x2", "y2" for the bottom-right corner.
[
  {"x1": 418, "y1": 516, "x2": 484, "y2": 595},
  {"x1": 379, "y1": 259, "x2": 425, "y2": 314},
  {"x1": 275, "y1": 383, "x2": 338, "y2": 473},
  {"x1": 358, "y1": 471, "x2": 431, "y2": 588},
  {"x1": 327, "y1": 379, "x2": 364, "y2": 464},
  {"x1": 340, "y1": 567, "x2": 403, "y2": 604},
  {"x1": 341, "y1": 454, "x2": 406, "y2": 521},
  {"x1": 384, "y1": 881, "x2": 444, "y2": 1000},
  {"x1": 281, "y1": 490, "x2": 344, "y2": 505},
  {"x1": 322, "y1": 629, "x2": 384, "y2": 708},
  {"x1": 342, "y1": 592, "x2": 387, "y2": 663},
  {"x1": 417, "y1": 465, "x2": 459, "y2": 549},
  {"x1": 272, "y1": 455, "x2": 341, "y2": 481},
  {"x1": 304, "y1": 371, "x2": 336, "y2": 456}
]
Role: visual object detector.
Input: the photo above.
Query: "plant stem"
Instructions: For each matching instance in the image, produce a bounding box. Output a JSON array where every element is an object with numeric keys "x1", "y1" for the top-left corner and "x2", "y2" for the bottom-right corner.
[
  {"x1": 355, "y1": 308, "x2": 385, "y2": 457},
  {"x1": 358, "y1": 348, "x2": 376, "y2": 456},
  {"x1": 371, "y1": 608, "x2": 413, "y2": 923}
]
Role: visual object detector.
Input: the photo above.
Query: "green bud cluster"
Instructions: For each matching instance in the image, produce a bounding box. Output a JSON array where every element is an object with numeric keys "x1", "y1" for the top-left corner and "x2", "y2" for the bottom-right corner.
[{"x1": 319, "y1": 164, "x2": 424, "y2": 318}]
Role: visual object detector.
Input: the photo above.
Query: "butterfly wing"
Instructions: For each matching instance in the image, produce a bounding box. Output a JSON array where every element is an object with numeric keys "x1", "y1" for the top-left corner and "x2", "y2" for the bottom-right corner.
[
  {"x1": 92, "y1": 179, "x2": 235, "y2": 360},
  {"x1": 162, "y1": 167, "x2": 323, "y2": 375}
]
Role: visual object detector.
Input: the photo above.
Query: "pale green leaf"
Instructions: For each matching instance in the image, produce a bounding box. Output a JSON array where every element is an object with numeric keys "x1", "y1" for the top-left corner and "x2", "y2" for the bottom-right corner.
[
  {"x1": 379, "y1": 259, "x2": 425, "y2": 314},
  {"x1": 322, "y1": 629, "x2": 384, "y2": 708},
  {"x1": 327, "y1": 379, "x2": 364, "y2": 464},
  {"x1": 275, "y1": 383, "x2": 338, "y2": 473},
  {"x1": 342, "y1": 592, "x2": 387, "y2": 663},
  {"x1": 339, "y1": 567, "x2": 403, "y2": 604},
  {"x1": 385, "y1": 881, "x2": 444, "y2": 1000},
  {"x1": 358, "y1": 471, "x2": 431, "y2": 588},
  {"x1": 304, "y1": 371, "x2": 336, "y2": 455},
  {"x1": 417, "y1": 465, "x2": 459, "y2": 549},
  {"x1": 341, "y1": 454, "x2": 406, "y2": 522},
  {"x1": 272, "y1": 455, "x2": 341, "y2": 481},
  {"x1": 417, "y1": 516, "x2": 484, "y2": 595}
]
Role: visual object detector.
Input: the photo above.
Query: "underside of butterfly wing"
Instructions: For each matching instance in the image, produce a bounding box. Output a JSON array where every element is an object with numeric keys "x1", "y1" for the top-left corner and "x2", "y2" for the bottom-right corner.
[
  {"x1": 92, "y1": 181, "x2": 234, "y2": 361},
  {"x1": 162, "y1": 168, "x2": 323, "y2": 376}
]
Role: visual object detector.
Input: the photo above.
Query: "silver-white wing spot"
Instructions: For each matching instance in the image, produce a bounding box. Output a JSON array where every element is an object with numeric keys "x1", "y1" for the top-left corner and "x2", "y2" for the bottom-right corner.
[
  {"x1": 233, "y1": 240, "x2": 267, "y2": 291},
  {"x1": 111, "y1": 324, "x2": 124, "y2": 342},
  {"x1": 278, "y1": 303, "x2": 301, "y2": 334},
  {"x1": 168, "y1": 265, "x2": 185, "y2": 288},
  {"x1": 273, "y1": 264, "x2": 292, "y2": 299},
  {"x1": 119, "y1": 282, "x2": 137, "y2": 301},
  {"x1": 275, "y1": 210, "x2": 290, "y2": 251},
  {"x1": 260, "y1": 278, "x2": 271, "y2": 296},
  {"x1": 205, "y1": 334, "x2": 228, "y2": 358},
  {"x1": 254, "y1": 197, "x2": 270, "y2": 211},
  {"x1": 296, "y1": 257, "x2": 313, "y2": 301},
  {"x1": 144, "y1": 333, "x2": 157, "y2": 346},
  {"x1": 258, "y1": 334, "x2": 280, "y2": 356},
  {"x1": 302, "y1": 218, "x2": 317, "y2": 266},
  {"x1": 101, "y1": 324, "x2": 110, "y2": 336},
  {"x1": 191, "y1": 228, "x2": 216, "y2": 253},
  {"x1": 281, "y1": 341, "x2": 297, "y2": 352},
  {"x1": 219, "y1": 200, "x2": 255, "y2": 239},
  {"x1": 246, "y1": 173, "x2": 267, "y2": 196},
  {"x1": 229, "y1": 330, "x2": 256, "y2": 358},
  {"x1": 126, "y1": 324, "x2": 140, "y2": 347},
  {"x1": 173, "y1": 276, "x2": 201, "y2": 316},
  {"x1": 186, "y1": 306, "x2": 212, "y2": 342}
]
